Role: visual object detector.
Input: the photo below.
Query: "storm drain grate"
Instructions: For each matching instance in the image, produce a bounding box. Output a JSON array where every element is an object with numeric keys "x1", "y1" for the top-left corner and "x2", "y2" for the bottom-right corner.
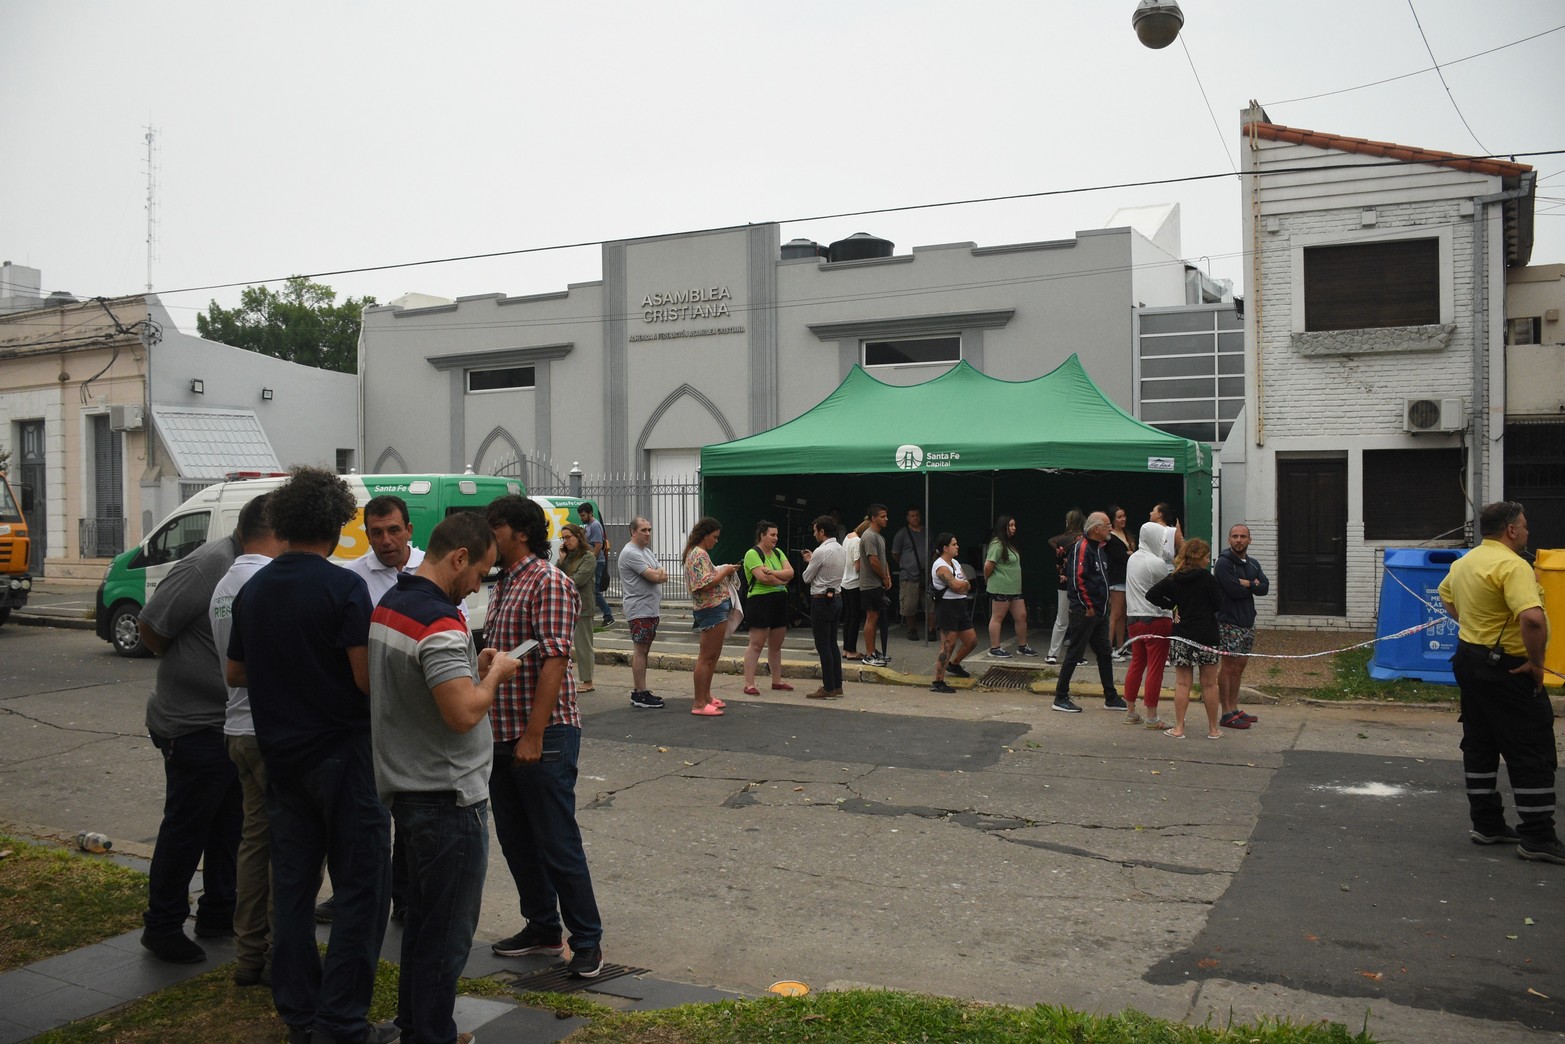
[
  {"x1": 502, "y1": 962, "x2": 651, "y2": 994},
  {"x1": 976, "y1": 665, "x2": 1046, "y2": 690}
]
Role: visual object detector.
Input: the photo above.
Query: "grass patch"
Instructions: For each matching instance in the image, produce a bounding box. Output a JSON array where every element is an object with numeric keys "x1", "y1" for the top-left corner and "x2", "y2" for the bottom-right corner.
[
  {"x1": 566, "y1": 990, "x2": 1377, "y2": 1043},
  {"x1": 24, "y1": 968, "x2": 1377, "y2": 1044},
  {"x1": 0, "y1": 835, "x2": 146, "y2": 972},
  {"x1": 1306, "y1": 647, "x2": 1459, "y2": 704}
]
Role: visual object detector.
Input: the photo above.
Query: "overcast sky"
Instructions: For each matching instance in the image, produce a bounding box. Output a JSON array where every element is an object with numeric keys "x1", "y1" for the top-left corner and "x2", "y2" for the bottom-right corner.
[{"x1": 3, "y1": 1, "x2": 1560, "y2": 330}]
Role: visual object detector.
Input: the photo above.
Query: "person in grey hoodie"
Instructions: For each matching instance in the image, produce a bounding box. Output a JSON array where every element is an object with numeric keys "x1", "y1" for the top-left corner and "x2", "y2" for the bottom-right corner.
[
  {"x1": 1214, "y1": 524, "x2": 1270, "y2": 730},
  {"x1": 1124, "y1": 521, "x2": 1175, "y2": 729}
]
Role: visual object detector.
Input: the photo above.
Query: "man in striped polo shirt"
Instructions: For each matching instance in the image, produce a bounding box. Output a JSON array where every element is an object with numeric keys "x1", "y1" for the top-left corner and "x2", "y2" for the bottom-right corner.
[{"x1": 370, "y1": 512, "x2": 518, "y2": 1044}]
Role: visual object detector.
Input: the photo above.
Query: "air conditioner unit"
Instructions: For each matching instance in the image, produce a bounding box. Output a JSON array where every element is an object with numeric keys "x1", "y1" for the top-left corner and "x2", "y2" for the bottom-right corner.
[
  {"x1": 108, "y1": 404, "x2": 144, "y2": 431},
  {"x1": 1403, "y1": 397, "x2": 1464, "y2": 433}
]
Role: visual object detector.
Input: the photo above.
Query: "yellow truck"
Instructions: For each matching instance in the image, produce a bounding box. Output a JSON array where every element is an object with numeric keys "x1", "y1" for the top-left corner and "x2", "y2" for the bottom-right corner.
[{"x1": 0, "y1": 469, "x2": 31, "y2": 626}]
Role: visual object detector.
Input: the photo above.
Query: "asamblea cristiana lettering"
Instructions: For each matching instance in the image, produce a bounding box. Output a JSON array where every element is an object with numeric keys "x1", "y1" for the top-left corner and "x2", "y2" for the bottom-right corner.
[{"x1": 642, "y1": 285, "x2": 733, "y2": 323}]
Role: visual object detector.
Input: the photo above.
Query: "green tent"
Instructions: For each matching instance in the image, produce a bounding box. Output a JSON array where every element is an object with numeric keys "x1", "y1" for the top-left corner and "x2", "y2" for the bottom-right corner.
[
  {"x1": 702, "y1": 355, "x2": 1208, "y2": 478},
  {"x1": 698, "y1": 355, "x2": 1211, "y2": 621}
]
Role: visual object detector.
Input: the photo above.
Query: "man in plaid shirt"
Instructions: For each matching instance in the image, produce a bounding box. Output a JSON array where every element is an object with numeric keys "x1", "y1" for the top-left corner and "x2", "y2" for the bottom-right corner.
[{"x1": 483, "y1": 495, "x2": 605, "y2": 978}]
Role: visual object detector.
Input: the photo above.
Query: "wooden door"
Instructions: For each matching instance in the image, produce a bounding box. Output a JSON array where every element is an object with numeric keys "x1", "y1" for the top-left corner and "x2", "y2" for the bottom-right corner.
[{"x1": 1277, "y1": 458, "x2": 1346, "y2": 616}]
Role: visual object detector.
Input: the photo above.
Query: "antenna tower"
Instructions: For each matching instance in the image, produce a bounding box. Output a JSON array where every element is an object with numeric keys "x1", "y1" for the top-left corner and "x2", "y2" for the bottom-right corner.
[{"x1": 143, "y1": 126, "x2": 159, "y2": 292}]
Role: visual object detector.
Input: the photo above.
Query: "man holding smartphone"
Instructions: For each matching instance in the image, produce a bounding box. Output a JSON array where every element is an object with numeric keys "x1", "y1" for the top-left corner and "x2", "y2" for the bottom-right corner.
[
  {"x1": 483, "y1": 495, "x2": 606, "y2": 977},
  {"x1": 369, "y1": 512, "x2": 518, "y2": 1044}
]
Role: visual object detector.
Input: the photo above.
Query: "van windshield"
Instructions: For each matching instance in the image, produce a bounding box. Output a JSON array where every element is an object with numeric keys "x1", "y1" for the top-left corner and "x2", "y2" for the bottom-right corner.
[{"x1": 0, "y1": 477, "x2": 20, "y2": 523}]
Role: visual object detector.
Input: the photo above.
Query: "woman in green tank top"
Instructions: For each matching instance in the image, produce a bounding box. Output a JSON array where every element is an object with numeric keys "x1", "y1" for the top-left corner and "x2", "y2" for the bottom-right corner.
[{"x1": 741, "y1": 520, "x2": 795, "y2": 694}]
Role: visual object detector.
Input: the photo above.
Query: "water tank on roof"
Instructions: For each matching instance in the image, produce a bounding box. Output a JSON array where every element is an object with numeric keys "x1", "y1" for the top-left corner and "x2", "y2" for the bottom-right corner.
[
  {"x1": 781, "y1": 238, "x2": 827, "y2": 260},
  {"x1": 828, "y1": 232, "x2": 893, "y2": 263},
  {"x1": 45, "y1": 291, "x2": 79, "y2": 307}
]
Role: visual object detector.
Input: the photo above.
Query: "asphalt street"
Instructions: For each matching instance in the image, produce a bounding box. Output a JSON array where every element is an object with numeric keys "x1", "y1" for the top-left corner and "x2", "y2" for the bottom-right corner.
[{"x1": 1, "y1": 623, "x2": 1561, "y2": 1042}]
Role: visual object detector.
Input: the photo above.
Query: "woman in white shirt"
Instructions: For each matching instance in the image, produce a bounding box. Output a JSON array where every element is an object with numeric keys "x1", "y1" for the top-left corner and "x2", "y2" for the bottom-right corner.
[
  {"x1": 928, "y1": 533, "x2": 977, "y2": 693},
  {"x1": 840, "y1": 520, "x2": 866, "y2": 661}
]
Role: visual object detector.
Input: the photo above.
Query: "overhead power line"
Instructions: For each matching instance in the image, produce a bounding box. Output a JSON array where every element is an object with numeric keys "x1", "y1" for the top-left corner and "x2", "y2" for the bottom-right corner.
[{"x1": 142, "y1": 149, "x2": 1563, "y2": 302}]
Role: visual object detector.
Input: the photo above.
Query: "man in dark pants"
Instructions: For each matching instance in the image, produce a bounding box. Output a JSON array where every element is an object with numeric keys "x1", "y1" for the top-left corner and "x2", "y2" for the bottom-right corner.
[
  {"x1": 227, "y1": 467, "x2": 396, "y2": 1044},
  {"x1": 484, "y1": 495, "x2": 605, "y2": 977},
  {"x1": 370, "y1": 513, "x2": 518, "y2": 1044},
  {"x1": 578, "y1": 501, "x2": 613, "y2": 626},
  {"x1": 1052, "y1": 511, "x2": 1124, "y2": 714},
  {"x1": 1439, "y1": 500, "x2": 1564, "y2": 864},
  {"x1": 138, "y1": 512, "x2": 246, "y2": 963},
  {"x1": 801, "y1": 516, "x2": 845, "y2": 700}
]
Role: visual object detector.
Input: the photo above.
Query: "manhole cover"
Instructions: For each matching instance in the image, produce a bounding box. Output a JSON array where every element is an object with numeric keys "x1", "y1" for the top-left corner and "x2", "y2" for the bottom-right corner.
[{"x1": 976, "y1": 665, "x2": 1045, "y2": 689}]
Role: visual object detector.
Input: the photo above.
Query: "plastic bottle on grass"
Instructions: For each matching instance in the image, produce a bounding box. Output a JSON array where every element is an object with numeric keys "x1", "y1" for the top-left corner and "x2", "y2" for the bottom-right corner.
[{"x1": 76, "y1": 832, "x2": 112, "y2": 853}]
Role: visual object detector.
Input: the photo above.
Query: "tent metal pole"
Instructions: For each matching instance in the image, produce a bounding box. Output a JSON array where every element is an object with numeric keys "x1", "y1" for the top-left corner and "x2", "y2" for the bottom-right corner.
[{"x1": 924, "y1": 472, "x2": 932, "y2": 645}]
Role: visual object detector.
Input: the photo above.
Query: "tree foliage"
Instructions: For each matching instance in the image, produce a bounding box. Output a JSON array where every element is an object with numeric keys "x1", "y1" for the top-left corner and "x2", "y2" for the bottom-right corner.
[{"x1": 196, "y1": 276, "x2": 375, "y2": 374}]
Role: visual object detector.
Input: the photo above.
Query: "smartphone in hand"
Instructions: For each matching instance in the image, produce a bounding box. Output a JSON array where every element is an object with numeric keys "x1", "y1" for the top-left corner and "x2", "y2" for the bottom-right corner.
[{"x1": 506, "y1": 638, "x2": 539, "y2": 659}]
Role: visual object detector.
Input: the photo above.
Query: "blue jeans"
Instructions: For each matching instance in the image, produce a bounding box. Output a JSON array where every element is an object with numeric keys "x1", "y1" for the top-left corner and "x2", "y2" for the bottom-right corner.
[
  {"x1": 144, "y1": 727, "x2": 242, "y2": 937},
  {"x1": 489, "y1": 726, "x2": 602, "y2": 949},
  {"x1": 594, "y1": 559, "x2": 612, "y2": 620},
  {"x1": 392, "y1": 793, "x2": 489, "y2": 1044},
  {"x1": 267, "y1": 732, "x2": 391, "y2": 1039}
]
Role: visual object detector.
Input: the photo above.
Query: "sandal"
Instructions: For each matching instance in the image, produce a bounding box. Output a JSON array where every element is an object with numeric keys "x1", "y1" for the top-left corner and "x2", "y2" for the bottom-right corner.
[
  {"x1": 578, "y1": 685, "x2": 595, "y2": 693},
  {"x1": 742, "y1": 686, "x2": 761, "y2": 696},
  {"x1": 710, "y1": 698, "x2": 726, "y2": 709},
  {"x1": 771, "y1": 682, "x2": 794, "y2": 692},
  {"x1": 691, "y1": 704, "x2": 725, "y2": 716}
]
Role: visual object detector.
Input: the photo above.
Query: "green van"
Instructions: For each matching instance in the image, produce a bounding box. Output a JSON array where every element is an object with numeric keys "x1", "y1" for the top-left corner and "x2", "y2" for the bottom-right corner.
[{"x1": 95, "y1": 472, "x2": 595, "y2": 656}]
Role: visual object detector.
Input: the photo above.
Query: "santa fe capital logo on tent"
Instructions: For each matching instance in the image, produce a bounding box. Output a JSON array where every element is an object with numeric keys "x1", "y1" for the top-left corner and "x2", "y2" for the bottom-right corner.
[{"x1": 895, "y1": 444, "x2": 924, "y2": 470}]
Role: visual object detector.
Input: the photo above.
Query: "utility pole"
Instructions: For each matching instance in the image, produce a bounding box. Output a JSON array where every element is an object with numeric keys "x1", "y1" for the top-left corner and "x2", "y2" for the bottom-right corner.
[{"x1": 143, "y1": 126, "x2": 158, "y2": 293}]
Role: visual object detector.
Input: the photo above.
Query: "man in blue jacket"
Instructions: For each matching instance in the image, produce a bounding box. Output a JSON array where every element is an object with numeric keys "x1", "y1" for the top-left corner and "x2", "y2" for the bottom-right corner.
[
  {"x1": 1052, "y1": 512, "x2": 1124, "y2": 714},
  {"x1": 1214, "y1": 524, "x2": 1270, "y2": 730}
]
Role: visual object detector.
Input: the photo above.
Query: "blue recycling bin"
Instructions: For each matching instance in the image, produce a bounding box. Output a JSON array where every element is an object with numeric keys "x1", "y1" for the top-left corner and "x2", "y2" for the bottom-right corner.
[{"x1": 1368, "y1": 548, "x2": 1466, "y2": 684}]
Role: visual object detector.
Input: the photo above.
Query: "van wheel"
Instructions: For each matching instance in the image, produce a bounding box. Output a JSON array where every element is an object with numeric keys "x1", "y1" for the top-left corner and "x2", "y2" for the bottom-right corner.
[{"x1": 110, "y1": 603, "x2": 149, "y2": 658}]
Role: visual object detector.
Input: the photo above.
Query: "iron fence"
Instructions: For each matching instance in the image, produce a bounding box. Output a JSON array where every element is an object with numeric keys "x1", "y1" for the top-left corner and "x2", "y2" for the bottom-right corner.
[
  {"x1": 492, "y1": 456, "x2": 704, "y2": 603},
  {"x1": 79, "y1": 516, "x2": 126, "y2": 558}
]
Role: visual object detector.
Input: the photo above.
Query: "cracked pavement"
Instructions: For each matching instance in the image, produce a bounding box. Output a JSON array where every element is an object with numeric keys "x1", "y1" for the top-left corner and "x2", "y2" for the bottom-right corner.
[{"x1": 2, "y1": 626, "x2": 1557, "y2": 1042}]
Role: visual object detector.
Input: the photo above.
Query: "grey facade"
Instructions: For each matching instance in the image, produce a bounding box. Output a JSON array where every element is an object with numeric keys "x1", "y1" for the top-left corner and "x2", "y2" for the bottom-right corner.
[{"x1": 361, "y1": 217, "x2": 1217, "y2": 485}]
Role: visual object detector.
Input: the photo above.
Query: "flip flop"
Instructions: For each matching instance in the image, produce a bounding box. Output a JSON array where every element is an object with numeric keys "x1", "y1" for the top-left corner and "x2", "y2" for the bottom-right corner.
[
  {"x1": 1164, "y1": 730, "x2": 1186, "y2": 740},
  {"x1": 1206, "y1": 733, "x2": 1223, "y2": 740}
]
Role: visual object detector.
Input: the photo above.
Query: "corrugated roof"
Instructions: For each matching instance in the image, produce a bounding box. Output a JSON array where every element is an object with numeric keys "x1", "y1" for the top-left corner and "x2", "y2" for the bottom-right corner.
[
  {"x1": 151, "y1": 405, "x2": 281, "y2": 480},
  {"x1": 1242, "y1": 121, "x2": 1533, "y2": 178}
]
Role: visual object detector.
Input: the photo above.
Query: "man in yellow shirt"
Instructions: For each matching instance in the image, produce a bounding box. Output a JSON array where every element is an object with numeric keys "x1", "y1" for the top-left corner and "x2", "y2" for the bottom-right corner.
[{"x1": 1438, "y1": 501, "x2": 1561, "y2": 864}]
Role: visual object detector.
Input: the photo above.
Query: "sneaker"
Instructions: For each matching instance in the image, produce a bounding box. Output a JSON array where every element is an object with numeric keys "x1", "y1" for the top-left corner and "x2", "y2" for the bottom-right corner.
[
  {"x1": 946, "y1": 662, "x2": 970, "y2": 679},
  {"x1": 1112, "y1": 650, "x2": 1129, "y2": 662},
  {"x1": 1052, "y1": 696, "x2": 1082, "y2": 713},
  {"x1": 930, "y1": 680, "x2": 956, "y2": 694},
  {"x1": 140, "y1": 929, "x2": 205, "y2": 964},
  {"x1": 1144, "y1": 717, "x2": 1173, "y2": 731},
  {"x1": 1078, "y1": 658, "x2": 1088, "y2": 666},
  {"x1": 233, "y1": 965, "x2": 270, "y2": 987},
  {"x1": 567, "y1": 945, "x2": 605, "y2": 978},
  {"x1": 602, "y1": 615, "x2": 614, "y2": 626},
  {"x1": 864, "y1": 654, "x2": 890, "y2": 668},
  {"x1": 1518, "y1": 839, "x2": 1565, "y2": 865},
  {"x1": 1017, "y1": 645, "x2": 1039, "y2": 656},
  {"x1": 366, "y1": 1025, "x2": 402, "y2": 1044},
  {"x1": 630, "y1": 690, "x2": 665, "y2": 710},
  {"x1": 1044, "y1": 654, "x2": 1059, "y2": 665},
  {"x1": 988, "y1": 647, "x2": 1013, "y2": 658},
  {"x1": 1123, "y1": 712, "x2": 1144, "y2": 725},
  {"x1": 1103, "y1": 694, "x2": 1127, "y2": 711},
  {"x1": 907, "y1": 629, "x2": 920, "y2": 642},
  {"x1": 492, "y1": 924, "x2": 565, "y2": 957},
  {"x1": 1220, "y1": 711, "x2": 1251, "y2": 730},
  {"x1": 315, "y1": 897, "x2": 336, "y2": 923},
  {"x1": 1471, "y1": 825, "x2": 1523, "y2": 845}
]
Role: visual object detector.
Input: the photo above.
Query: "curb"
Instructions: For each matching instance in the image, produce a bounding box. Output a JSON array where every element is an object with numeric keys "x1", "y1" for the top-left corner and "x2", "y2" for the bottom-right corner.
[{"x1": 9, "y1": 612, "x2": 95, "y2": 631}]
